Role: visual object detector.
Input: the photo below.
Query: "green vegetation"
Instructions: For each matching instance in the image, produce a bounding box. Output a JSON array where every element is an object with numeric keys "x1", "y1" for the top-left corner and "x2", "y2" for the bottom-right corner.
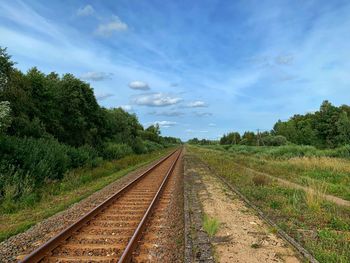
[
  {"x1": 202, "y1": 144, "x2": 350, "y2": 201},
  {"x1": 189, "y1": 145, "x2": 350, "y2": 262},
  {"x1": 0, "y1": 147, "x2": 172, "y2": 241},
  {"x1": 0, "y1": 47, "x2": 180, "y2": 217},
  {"x1": 188, "y1": 100, "x2": 350, "y2": 149},
  {"x1": 203, "y1": 214, "x2": 220, "y2": 237}
]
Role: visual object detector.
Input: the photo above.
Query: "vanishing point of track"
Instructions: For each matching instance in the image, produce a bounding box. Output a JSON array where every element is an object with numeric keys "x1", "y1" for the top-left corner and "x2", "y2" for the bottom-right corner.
[{"x1": 21, "y1": 148, "x2": 182, "y2": 263}]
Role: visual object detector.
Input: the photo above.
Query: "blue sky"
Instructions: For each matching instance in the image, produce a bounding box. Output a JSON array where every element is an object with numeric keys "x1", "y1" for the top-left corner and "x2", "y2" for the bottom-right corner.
[{"x1": 1, "y1": 0, "x2": 350, "y2": 140}]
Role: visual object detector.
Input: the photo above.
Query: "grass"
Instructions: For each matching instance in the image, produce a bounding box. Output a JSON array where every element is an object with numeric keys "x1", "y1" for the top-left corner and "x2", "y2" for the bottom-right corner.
[
  {"x1": 202, "y1": 145, "x2": 350, "y2": 201},
  {"x1": 203, "y1": 214, "x2": 220, "y2": 237},
  {"x1": 188, "y1": 145, "x2": 350, "y2": 263},
  {"x1": 0, "y1": 148, "x2": 173, "y2": 242}
]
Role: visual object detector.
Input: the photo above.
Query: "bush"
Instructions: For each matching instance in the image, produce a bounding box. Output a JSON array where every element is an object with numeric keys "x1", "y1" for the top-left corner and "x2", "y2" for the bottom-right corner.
[
  {"x1": 67, "y1": 145, "x2": 98, "y2": 168},
  {"x1": 143, "y1": 140, "x2": 164, "y2": 152},
  {"x1": 0, "y1": 136, "x2": 100, "y2": 200},
  {"x1": 131, "y1": 137, "x2": 147, "y2": 154},
  {"x1": 102, "y1": 143, "x2": 133, "y2": 160},
  {"x1": 262, "y1": 135, "x2": 288, "y2": 146}
]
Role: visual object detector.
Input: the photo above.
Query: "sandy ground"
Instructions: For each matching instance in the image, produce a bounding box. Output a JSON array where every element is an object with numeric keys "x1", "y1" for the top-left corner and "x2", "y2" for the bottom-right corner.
[{"x1": 188, "y1": 160, "x2": 301, "y2": 263}]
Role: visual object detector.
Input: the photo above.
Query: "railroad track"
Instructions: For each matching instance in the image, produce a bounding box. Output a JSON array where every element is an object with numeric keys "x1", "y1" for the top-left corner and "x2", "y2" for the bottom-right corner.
[{"x1": 21, "y1": 148, "x2": 182, "y2": 263}]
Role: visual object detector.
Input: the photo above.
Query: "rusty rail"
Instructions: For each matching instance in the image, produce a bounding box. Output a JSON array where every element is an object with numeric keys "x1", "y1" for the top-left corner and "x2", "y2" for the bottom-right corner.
[
  {"x1": 118, "y1": 149, "x2": 181, "y2": 262},
  {"x1": 21, "y1": 148, "x2": 181, "y2": 263}
]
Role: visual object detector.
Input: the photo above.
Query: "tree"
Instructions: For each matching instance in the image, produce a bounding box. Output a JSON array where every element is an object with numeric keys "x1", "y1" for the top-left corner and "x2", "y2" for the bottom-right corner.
[
  {"x1": 0, "y1": 47, "x2": 15, "y2": 91},
  {"x1": 241, "y1": 131, "x2": 256, "y2": 146},
  {"x1": 336, "y1": 111, "x2": 350, "y2": 145},
  {"x1": 220, "y1": 132, "x2": 241, "y2": 145},
  {"x1": 0, "y1": 101, "x2": 11, "y2": 134}
]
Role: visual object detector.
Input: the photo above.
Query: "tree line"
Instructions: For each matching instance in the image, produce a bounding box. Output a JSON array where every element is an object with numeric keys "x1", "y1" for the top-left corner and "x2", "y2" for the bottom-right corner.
[
  {"x1": 0, "y1": 47, "x2": 181, "y2": 200},
  {"x1": 189, "y1": 100, "x2": 350, "y2": 148}
]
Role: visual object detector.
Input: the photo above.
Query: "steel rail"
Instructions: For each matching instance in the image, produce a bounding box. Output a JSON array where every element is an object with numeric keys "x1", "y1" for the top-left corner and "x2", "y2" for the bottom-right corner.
[
  {"x1": 20, "y1": 148, "x2": 180, "y2": 263},
  {"x1": 118, "y1": 148, "x2": 182, "y2": 263}
]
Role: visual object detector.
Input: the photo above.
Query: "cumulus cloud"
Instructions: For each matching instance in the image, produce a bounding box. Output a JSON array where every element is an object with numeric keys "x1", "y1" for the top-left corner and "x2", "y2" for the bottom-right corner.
[
  {"x1": 187, "y1": 100, "x2": 208, "y2": 108},
  {"x1": 209, "y1": 123, "x2": 216, "y2": 127},
  {"x1": 153, "y1": 120, "x2": 177, "y2": 128},
  {"x1": 132, "y1": 93, "x2": 182, "y2": 107},
  {"x1": 81, "y1": 71, "x2": 113, "y2": 81},
  {"x1": 128, "y1": 81, "x2": 150, "y2": 90},
  {"x1": 95, "y1": 16, "x2": 128, "y2": 36},
  {"x1": 95, "y1": 93, "x2": 114, "y2": 100},
  {"x1": 77, "y1": 5, "x2": 94, "y2": 16}
]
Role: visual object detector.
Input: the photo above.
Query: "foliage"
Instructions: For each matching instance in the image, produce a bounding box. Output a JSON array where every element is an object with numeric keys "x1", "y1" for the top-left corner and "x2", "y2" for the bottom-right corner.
[
  {"x1": 0, "y1": 147, "x2": 172, "y2": 241},
  {"x1": 220, "y1": 132, "x2": 241, "y2": 145},
  {"x1": 261, "y1": 135, "x2": 287, "y2": 146},
  {"x1": 0, "y1": 136, "x2": 99, "y2": 199},
  {"x1": 187, "y1": 138, "x2": 217, "y2": 145},
  {"x1": 0, "y1": 101, "x2": 11, "y2": 133},
  {"x1": 0, "y1": 47, "x2": 181, "y2": 205},
  {"x1": 273, "y1": 100, "x2": 350, "y2": 148},
  {"x1": 101, "y1": 143, "x2": 133, "y2": 160}
]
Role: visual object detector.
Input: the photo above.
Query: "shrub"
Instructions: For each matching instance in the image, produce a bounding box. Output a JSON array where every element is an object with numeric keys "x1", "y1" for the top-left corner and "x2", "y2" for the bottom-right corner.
[
  {"x1": 131, "y1": 137, "x2": 147, "y2": 154},
  {"x1": 0, "y1": 136, "x2": 100, "y2": 200},
  {"x1": 67, "y1": 145, "x2": 98, "y2": 168},
  {"x1": 262, "y1": 135, "x2": 288, "y2": 146},
  {"x1": 102, "y1": 143, "x2": 133, "y2": 160},
  {"x1": 143, "y1": 140, "x2": 164, "y2": 152}
]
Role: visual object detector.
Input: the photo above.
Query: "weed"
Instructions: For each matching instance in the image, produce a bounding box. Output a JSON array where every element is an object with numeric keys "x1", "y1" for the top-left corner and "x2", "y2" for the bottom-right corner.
[
  {"x1": 304, "y1": 180, "x2": 328, "y2": 213},
  {"x1": 251, "y1": 243, "x2": 261, "y2": 249},
  {"x1": 252, "y1": 174, "x2": 270, "y2": 186},
  {"x1": 203, "y1": 214, "x2": 220, "y2": 237}
]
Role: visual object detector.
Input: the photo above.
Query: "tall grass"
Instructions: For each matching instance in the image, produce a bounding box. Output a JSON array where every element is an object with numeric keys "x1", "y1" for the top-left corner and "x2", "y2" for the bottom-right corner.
[{"x1": 304, "y1": 180, "x2": 328, "y2": 212}]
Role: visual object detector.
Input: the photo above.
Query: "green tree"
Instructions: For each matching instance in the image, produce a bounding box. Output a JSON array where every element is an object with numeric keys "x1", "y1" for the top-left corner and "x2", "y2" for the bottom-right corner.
[
  {"x1": 336, "y1": 111, "x2": 350, "y2": 145},
  {"x1": 0, "y1": 47, "x2": 15, "y2": 91},
  {"x1": 0, "y1": 101, "x2": 11, "y2": 134},
  {"x1": 241, "y1": 131, "x2": 257, "y2": 146}
]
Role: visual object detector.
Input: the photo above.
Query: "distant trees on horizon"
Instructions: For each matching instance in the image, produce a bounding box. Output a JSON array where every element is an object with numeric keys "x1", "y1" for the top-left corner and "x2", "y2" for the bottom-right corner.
[{"x1": 189, "y1": 100, "x2": 350, "y2": 148}]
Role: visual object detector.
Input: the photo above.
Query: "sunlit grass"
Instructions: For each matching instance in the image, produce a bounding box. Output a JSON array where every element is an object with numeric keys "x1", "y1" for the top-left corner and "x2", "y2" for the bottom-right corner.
[{"x1": 203, "y1": 214, "x2": 220, "y2": 237}]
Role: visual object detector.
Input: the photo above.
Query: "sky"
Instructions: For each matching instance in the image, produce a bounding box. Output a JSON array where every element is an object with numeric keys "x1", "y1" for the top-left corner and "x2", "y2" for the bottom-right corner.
[{"x1": 1, "y1": 0, "x2": 350, "y2": 141}]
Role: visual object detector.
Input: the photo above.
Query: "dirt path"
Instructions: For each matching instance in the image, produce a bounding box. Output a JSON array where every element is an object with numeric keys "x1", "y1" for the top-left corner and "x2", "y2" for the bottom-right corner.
[
  {"x1": 185, "y1": 155, "x2": 301, "y2": 263},
  {"x1": 237, "y1": 164, "x2": 350, "y2": 207}
]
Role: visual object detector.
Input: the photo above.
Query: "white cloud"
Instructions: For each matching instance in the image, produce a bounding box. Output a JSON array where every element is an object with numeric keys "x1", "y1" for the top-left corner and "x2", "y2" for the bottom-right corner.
[
  {"x1": 95, "y1": 16, "x2": 128, "y2": 37},
  {"x1": 148, "y1": 111, "x2": 184, "y2": 117},
  {"x1": 81, "y1": 71, "x2": 113, "y2": 81},
  {"x1": 209, "y1": 123, "x2": 216, "y2": 127},
  {"x1": 128, "y1": 81, "x2": 150, "y2": 90},
  {"x1": 187, "y1": 100, "x2": 207, "y2": 108},
  {"x1": 77, "y1": 5, "x2": 94, "y2": 16},
  {"x1": 132, "y1": 93, "x2": 182, "y2": 107},
  {"x1": 153, "y1": 120, "x2": 177, "y2": 128}
]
